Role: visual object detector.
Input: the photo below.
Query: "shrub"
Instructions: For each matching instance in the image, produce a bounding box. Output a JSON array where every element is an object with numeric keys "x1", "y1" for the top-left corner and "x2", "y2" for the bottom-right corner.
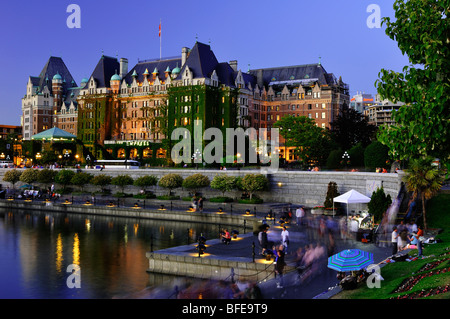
[
  {"x1": 348, "y1": 143, "x2": 365, "y2": 167},
  {"x1": 238, "y1": 196, "x2": 264, "y2": 204},
  {"x1": 240, "y1": 174, "x2": 269, "y2": 200},
  {"x1": 182, "y1": 173, "x2": 210, "y2": 195},
  {"x1": 111, "y1": 175, "x2": 134, "y2": 193},
  {"x1": 326, "y1": 149, "x2": 342, "y2": 169},
  {"x1": 158, "y1": 173, "x2": 183, "y2": 196},
  {"x1": 368, "y1": 187, "x2": 392, "y2": 223},
  {"x1": 210, "y1": 174, "x2": 236, "y2": 197},
  {"x1": 209, "y1": 196, "x2": 233, "y2": 203},
  {"x1": 3, "y1": 169, "x2": 22, "y2": 189}
]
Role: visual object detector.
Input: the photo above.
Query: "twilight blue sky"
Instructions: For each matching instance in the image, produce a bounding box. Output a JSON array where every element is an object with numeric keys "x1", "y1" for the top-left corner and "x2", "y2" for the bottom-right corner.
[{"x1": 0, "y1": 0, "x2": 409, "y2": 125}]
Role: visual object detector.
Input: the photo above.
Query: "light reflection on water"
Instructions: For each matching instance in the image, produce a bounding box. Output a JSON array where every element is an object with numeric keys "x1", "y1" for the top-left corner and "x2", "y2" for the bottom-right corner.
[{"x1": 0, "y1": 209, "x2": 229, "y2": 299}]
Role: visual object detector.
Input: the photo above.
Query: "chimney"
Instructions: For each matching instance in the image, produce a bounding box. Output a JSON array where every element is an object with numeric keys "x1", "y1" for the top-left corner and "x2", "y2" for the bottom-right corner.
[
  {"x1": 120, "y1": 58, "x2": 128, "y2": 79},
  {"x1": 229, "y1": 60, "x2": 238, "y2": 72},
  {"x1": 182, "y1": 47, "x2": 189, "y2": 66},
  {"x1": 257, "y1": 69, "x2": 264, "y2": 88}
]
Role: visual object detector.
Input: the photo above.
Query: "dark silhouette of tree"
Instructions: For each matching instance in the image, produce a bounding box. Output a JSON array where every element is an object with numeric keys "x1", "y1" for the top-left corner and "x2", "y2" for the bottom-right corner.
[{"x1": 331, "y1": 103, "x2": 377, "y2": 151}]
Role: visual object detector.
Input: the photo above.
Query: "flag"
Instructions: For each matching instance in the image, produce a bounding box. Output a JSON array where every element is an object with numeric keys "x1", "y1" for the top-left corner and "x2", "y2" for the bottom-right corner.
[{"x1": 159, "y1": 21, "x2": 161, "y2": 37}]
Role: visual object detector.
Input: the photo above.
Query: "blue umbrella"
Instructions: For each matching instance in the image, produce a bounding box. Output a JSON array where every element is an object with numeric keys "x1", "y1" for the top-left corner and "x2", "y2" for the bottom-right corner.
[{"x1": 328, "y1": 249, "x2": 373, "y2": 272}]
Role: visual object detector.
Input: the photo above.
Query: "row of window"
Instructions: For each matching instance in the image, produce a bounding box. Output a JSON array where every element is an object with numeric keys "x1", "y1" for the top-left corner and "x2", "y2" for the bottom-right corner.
[{"x1": 252, "y1": 103, "x2": 327, "y2": 112}]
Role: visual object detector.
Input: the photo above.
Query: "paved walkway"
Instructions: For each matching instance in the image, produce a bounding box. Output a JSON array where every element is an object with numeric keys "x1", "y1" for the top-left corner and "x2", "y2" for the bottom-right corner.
[{"x1": 161, "y1": 213, "x2": 395, "y2": 299}]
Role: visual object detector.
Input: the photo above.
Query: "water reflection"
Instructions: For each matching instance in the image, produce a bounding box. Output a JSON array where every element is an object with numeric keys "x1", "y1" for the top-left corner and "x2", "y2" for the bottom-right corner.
[{"x1": 0, "y1": 209, "x2": 230, "y2": 299}]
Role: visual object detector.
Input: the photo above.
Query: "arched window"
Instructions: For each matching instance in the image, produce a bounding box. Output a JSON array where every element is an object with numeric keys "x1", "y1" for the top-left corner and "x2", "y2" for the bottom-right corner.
[
  {"x1": 143, "y1": 147, "x2": 153, "y2": 158},
  {"x1": 156, "y1": 148, "x2": 166, "y2": 158},
  {"x1": 117, "y1": 148, "x2": 126, "y2": 158},
  {"x1": 129, "y1": 148, "x2": 138, "y2": 159}
]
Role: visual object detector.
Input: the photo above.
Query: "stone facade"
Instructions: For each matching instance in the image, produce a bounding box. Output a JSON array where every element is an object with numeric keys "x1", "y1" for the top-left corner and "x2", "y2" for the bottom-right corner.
[{"x1": 0, "y1": 168, "x2": 403, "y2": 207}]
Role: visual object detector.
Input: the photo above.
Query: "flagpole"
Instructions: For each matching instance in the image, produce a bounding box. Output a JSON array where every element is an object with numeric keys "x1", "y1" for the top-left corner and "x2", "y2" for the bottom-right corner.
[{"x1": 159, "y1": 19, "x2": 162, "y2": 60}]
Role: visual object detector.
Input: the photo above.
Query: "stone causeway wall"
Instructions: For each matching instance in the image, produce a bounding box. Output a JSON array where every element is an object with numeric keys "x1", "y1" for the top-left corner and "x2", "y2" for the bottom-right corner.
[{"x1": 0, "y1": 168, "x2": 404, "y2": 207}]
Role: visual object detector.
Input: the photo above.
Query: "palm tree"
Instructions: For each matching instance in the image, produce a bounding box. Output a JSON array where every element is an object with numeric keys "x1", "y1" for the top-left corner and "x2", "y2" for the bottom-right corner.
[{"x1": 403, "y1": 157, "x2": 444, "y2": 230}]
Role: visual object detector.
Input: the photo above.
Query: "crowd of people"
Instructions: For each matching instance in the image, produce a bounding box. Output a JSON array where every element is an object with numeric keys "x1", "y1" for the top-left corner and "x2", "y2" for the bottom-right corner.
[{"x1": 391, "y1": 219, "x2": 423, "y2": 256}]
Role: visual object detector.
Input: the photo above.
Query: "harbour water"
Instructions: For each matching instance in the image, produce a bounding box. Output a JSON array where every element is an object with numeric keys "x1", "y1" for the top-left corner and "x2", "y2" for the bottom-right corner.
[{"x1": 0, "y1": 208, "x2": 228, "y2": 299}]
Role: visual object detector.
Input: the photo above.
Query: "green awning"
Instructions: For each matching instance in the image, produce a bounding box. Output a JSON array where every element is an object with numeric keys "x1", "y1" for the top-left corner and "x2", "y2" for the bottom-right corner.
[{"x1": 31, "y1": 127, "x2": 76, "y2": 141}]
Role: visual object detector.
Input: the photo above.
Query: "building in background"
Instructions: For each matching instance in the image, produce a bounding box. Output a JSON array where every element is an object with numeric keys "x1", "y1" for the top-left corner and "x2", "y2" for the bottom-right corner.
[
  {"x1": 350, "y1": 92, "x2": 374, "y2": 113},
  {"x1": 76, "y1": 42, "x2": 255, "y2": 163},
  {"x1": 364, "y1": 94, "x2": 405, "y2": 126},
  {"x1": 247, "y1": 63, "x2": 349, "y2": 161},
  {"x1": 21, "y1": 57, "x2": 77, "y2": 140},
  {"x1": 0, "y1": 124, "x2": 22, "y2": 166},
  {"x1": 20, "y1": 45, "x2": 350, "y2": 164}
]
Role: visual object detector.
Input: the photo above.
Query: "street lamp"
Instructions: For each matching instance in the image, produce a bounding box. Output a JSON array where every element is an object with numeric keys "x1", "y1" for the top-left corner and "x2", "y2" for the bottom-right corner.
[
  {"x1": 64, "y1": 150, "x2": 70, "y2": 166},
  {"x1": 342, "y1": 151, "x2": 350, "y2": 168},
  {"x1": 192, "y1": 148, "x2": 201, "y2": 169}
]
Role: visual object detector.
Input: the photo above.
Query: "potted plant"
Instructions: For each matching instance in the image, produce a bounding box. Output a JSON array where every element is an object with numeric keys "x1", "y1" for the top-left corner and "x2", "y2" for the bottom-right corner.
[{"x1": 311, "y1": 205, "x2": 324, "y2": 215}]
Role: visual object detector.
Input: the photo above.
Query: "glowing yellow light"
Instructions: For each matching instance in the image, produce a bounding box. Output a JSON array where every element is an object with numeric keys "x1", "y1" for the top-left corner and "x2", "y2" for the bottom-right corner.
[
  {"x1": 255, "y1": 258, "x2": 273, "y2": 265},
  {"x1": 73, "y1": 233, "x2": 80, "y2": 266},
  {"x1": 56, "y1": 233, "x2": 63, "y2": 273},
  {"x1": 188, "y1": 252, "x2": 212, "y2": 257}
]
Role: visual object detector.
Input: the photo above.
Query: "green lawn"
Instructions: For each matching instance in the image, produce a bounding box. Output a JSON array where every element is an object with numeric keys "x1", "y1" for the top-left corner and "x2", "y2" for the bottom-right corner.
[{"x1": 332, "y1": 193, "x2": 450, "y2": 299}]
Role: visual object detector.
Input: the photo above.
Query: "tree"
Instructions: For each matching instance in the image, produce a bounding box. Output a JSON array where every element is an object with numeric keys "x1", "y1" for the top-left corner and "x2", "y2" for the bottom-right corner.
[
  {"x1": 37, "y1": 169, "x2": 57, "y2": 189},
  {"x1": 111, "y1": 175, "x2": 134, "y2": 194},
  {"x1": 158, "y1": 173, "x2": 183, "y2": 196},
  {"x1": 348, "y1": 143, "x2": 365, "y2": 168},
  {"x1": 376, "y1": 0, "x2": 450, "y2": 169},
  {"x1": 364, "y1": 141, "x2": 390, "y2": 170},
  {"x1": 3, "y1": 169, "x2": 22, "y2": 189},
  {"x1": 71, "y1": 172, "x2": 93, "y2": 192},
  {"x1": 240, "y1": 174, "x2": 269, "y2": 200},
  {"x1": 368, "y1": 187, "x2": 392, "y2": 223},
  {"x1": 182, "y1": 173, "x2": 210, "y2": 195},
  {"x1": 20, "y1": 168, "x2": 38, "y2": 187},
  {"x1": 91, "y1": 174, "x2": 112, "y2": 193},
  {"x1": 324, "y1": 181, "x2": 339, "y2": 209},
  {"x1": 273, "y1": 116, "x2": 334, "y2": 167},
  {"x1": 210, "y1": 174, "x2": 236, "y2": 197},
  {"x1": 133, "y1": 175, "x2": 158, "y2": 193},
  {"x1": 326, "y1": 149, "x2": 343, "y2": 169},
  {"x1": 55, "y1": 169, "x2": 75, "y2": 192},
  {"x1": 403, "y1": 157, "x2": 444, "y2": 230},
  {"x1": 331, "y1": 105, "x2": 377, "y2": 150}
]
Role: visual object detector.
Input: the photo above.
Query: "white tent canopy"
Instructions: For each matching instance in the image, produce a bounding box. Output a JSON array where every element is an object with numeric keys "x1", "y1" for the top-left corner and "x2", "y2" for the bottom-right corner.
[
  {"x1": 333, "y1": 189, "x2": 371, "y2": 204},
  {"x1": 333, "y1": 189, "x2": 371, "y2": 218}
]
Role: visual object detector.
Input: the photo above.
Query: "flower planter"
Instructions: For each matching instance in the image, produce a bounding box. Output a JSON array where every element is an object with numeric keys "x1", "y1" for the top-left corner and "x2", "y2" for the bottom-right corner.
[{"x1": 311, "y1": 208, "x2": 324, "y2": 215}]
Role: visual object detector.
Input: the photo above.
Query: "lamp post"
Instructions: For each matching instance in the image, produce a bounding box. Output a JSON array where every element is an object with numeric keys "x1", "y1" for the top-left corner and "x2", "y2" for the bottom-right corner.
[
  {"x1": 64, "y1": 150, "x2": 70, "y2": 166},
  {"x1": 342, "y1": 151, "x2": 350, "y2": 169},
  {"x1": 35, "y1": 152, "x2": 42, "y2": 165},
  {"x1": 192, "y1": 148, "x2": 201, "y2": 169}
]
